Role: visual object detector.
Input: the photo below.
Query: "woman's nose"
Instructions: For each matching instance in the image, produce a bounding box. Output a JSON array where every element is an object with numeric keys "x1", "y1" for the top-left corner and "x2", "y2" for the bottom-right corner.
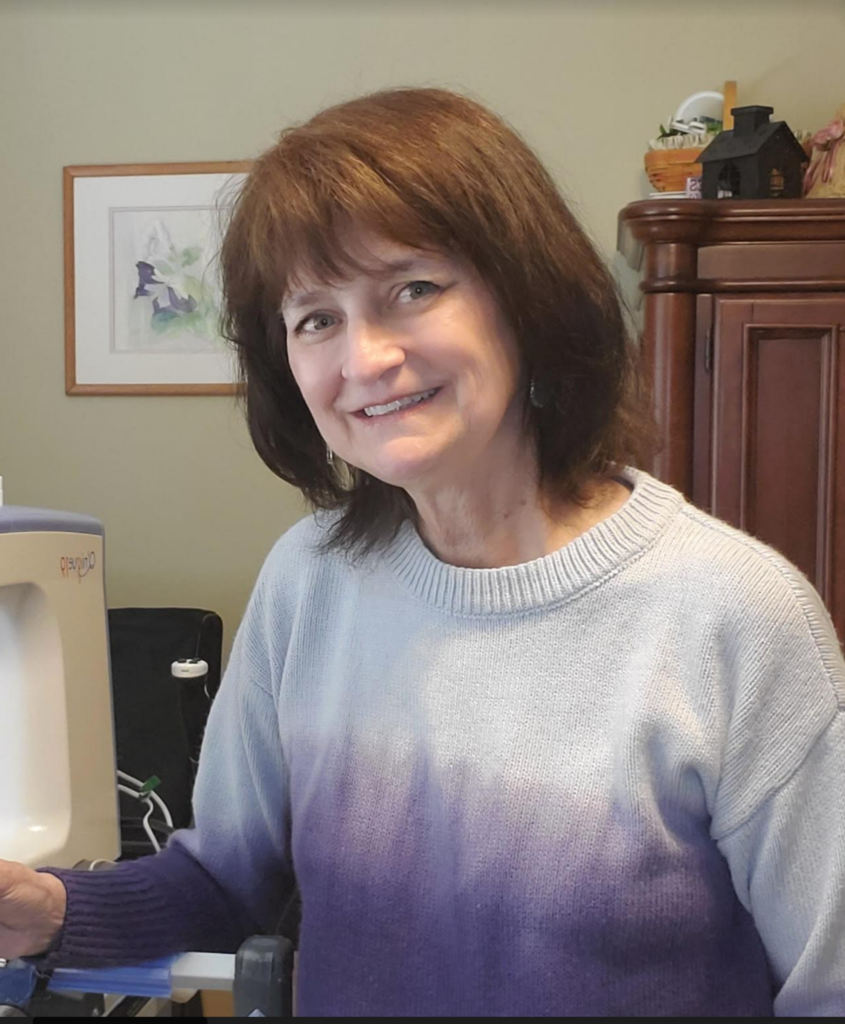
[{"x1": 341, "y1": 317, "x2": 405, "y2": 382}]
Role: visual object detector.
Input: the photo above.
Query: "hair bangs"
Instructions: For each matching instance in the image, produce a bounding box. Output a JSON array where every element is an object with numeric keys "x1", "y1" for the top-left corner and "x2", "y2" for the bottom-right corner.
[{"x1": 240, "y1": 141, "x2": 450, "y2": 324}]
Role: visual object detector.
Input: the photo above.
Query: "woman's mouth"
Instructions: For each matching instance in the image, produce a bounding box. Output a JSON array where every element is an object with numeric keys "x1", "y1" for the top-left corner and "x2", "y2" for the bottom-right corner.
[{"x1": 354, "y1": 387, "x2": 442, "y2": 422}]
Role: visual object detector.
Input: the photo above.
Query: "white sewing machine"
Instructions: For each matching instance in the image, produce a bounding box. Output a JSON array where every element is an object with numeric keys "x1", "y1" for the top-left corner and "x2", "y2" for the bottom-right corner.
[{"x1": 0, "y1": 484, "x2": 120, "y2": 868}]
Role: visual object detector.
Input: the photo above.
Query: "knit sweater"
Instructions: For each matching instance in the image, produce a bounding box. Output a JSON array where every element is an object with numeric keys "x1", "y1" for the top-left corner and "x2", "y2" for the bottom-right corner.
[{"x1": 42, "y1": 468, "x2": 845, "y2": 1016}]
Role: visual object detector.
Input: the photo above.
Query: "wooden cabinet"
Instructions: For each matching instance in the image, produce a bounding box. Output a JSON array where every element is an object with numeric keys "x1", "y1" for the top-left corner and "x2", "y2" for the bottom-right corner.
[{"x1": 619, "y1": 200, "x2": 845, "y2": 642}]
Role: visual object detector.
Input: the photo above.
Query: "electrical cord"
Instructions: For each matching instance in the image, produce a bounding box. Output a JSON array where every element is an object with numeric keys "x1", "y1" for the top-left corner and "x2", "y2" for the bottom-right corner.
[
  {"x1": 87, "y1": 859, "x2": 115, "y2": 871},
  {"x1": 117, "y1": 770, "x2": 173, "y2": 828},
  {"x1": 118, "y1": 784, "x2": 159, "y2": 851},
  {"x1": 141, "y1": 800, "x2": 160, "y2": 853},
  {"x1": 117, "y1": 784, "x2": 168, "y2": 853},
  {"x1": 119, "y1": 816, "x2": 173, "y2": 836},
  {"x1": 194, "y1": 612, "x2": 216, "y2": 700}
]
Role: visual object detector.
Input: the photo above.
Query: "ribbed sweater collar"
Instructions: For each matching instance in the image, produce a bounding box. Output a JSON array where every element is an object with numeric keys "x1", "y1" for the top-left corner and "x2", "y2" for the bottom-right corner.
[{"x1": 382, "y1": 468, "x2": 683, "y2": 616}]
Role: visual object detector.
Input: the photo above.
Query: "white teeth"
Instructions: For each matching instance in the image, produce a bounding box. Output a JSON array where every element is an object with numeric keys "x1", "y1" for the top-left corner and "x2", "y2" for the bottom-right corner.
[{"x1": 363, "y1": 389, "x2": 437, "y2": 418}]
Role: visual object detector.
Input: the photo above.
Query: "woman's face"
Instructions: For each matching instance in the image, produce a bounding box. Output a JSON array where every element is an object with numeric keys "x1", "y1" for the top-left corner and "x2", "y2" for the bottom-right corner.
[{"x1": 282, "y1": 230, "x2": 527, "y2": 494}]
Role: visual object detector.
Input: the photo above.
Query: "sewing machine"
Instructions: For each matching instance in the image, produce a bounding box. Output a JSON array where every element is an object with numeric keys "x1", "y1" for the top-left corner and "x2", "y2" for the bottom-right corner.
[{"x1": 0, "y1": 502, "x2": 120, "y2": 869}]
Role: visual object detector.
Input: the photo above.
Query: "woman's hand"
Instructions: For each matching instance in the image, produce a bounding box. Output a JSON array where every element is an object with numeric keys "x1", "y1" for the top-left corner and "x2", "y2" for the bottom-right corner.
[{"x1": 0, "y1": 860, "x2": 66, "y2": 959}]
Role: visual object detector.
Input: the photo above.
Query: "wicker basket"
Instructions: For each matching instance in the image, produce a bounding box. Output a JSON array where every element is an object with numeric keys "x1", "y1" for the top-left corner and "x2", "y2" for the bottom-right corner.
[{"x1": 644, "y1": 147, "x2": 704, "y2": 192}]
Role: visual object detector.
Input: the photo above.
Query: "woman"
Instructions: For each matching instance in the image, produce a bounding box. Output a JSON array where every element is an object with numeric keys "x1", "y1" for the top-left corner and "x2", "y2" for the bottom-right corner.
[{"x1": 2, "y1": 88, "x2": 843, "y2": 1017}]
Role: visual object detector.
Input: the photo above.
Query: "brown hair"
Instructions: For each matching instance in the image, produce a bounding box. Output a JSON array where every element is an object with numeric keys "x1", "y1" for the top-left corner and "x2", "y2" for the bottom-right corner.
[{"x1": 220, "y1": 87, "x2": 654, "y2": 555}]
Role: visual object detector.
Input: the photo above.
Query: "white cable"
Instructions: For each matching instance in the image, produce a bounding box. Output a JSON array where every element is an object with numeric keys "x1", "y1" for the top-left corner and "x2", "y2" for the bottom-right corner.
[
  {"x1": 117, "y1": 769, "x2": 147, "y2": 789},
  {"x1": 141, "y1": 798, "x2": 160, "y2": 856},
  {"x1": 117, "y1": 770, "x2": 174, "y2": 828},
  {"x1": 148, "y1": 790, "x2": 173, "y2": 829},
  {"x1": 87, "y1": 859, "x2": 116, "y2": 871},
  {"x1": 118, "y1": 785, "x2": 164, "y2": 854},
  {"x1": 118, "y1": 771, "x2": 174, "y2": 826}
]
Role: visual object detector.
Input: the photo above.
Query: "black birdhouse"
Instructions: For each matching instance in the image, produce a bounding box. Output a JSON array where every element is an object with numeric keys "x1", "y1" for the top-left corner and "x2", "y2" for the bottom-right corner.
[{"x1": 699, "y1": 106, "x2": 807, "y2": 199}]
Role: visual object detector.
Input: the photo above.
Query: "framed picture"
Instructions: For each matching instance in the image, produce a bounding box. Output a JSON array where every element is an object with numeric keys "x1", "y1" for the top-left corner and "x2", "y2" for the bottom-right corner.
[{"x1": 64, "y1": 161, "x2": 252, "y2": 395}]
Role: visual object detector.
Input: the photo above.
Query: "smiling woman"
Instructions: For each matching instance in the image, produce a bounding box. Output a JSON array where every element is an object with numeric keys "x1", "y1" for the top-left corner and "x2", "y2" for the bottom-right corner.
[
  {"x1": 219, "y1": 87, "x2": 653, "y2": 557},
  {"x1": 18, "y1": 87, "x2": 845, "y2": 1020}
]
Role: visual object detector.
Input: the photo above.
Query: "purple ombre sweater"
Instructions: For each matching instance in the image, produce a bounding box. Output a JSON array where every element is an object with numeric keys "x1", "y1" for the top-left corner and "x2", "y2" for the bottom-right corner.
[{"x1": 41, "y1": 470, "x2": 845, "y2": 1016}]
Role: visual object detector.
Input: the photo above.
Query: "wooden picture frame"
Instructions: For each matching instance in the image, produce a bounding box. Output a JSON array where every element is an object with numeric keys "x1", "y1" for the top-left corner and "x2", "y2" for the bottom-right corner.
[{"x1": 64, "y1": 161, "x2": 251, "y2": 395}]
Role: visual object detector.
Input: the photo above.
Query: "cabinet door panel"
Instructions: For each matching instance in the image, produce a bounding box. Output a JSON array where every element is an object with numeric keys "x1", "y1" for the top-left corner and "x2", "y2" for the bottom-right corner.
[{"x1": 704, "y1": 297, "x2": 845, "y2": 641}]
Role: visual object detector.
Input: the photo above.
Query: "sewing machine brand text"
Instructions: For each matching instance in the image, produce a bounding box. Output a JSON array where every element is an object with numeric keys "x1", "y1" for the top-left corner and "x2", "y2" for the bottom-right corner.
[{"x1": 60, "y1": 551, "x2": 97, "y2": 581}]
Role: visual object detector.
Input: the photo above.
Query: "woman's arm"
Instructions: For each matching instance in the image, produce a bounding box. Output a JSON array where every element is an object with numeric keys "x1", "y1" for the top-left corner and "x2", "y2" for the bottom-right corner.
[
  {"x1": 717, "y1": 712, "x2": 845, "y2": 1016},
  {"x1": 37, "y1": 841, "x2": 258, "y2": 968},
  {"x1": 712, "y1": 574, "x2": 845, "y2": 1017}
]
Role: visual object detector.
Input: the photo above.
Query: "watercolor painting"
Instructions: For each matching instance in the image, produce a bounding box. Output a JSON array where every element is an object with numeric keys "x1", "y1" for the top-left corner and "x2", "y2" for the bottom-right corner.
[
  {"x1": 112, "y1": 207, "x2": 224, "y2": 354},
  {"x1": 65, "y1": 162, "x2": 250, "y2": 395}
]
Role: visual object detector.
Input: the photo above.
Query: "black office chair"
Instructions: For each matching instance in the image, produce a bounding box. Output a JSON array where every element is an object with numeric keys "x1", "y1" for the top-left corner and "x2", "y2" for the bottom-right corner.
[{"x1": 107, "y1": 608, "x2": 223, "y2": 856}]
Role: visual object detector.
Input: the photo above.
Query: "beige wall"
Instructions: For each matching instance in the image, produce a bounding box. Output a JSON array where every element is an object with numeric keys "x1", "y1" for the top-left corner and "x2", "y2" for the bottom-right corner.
[{"x1": 2, "y1": 0, "x2": 844, "y2": 656}]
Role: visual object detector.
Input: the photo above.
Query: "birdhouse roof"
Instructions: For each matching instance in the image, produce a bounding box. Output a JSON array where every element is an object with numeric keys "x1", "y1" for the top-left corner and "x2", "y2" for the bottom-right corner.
[{"x1": 700, "y1": 122, "x2": 807, "y2": 163}]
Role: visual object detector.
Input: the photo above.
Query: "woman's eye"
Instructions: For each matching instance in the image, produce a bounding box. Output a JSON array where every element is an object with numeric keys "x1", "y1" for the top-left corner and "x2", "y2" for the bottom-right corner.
[
  {"x1": 291, "y1": 282, "x2": 439, "y2": 335},
  {"x1": 296, "y1": 312, "x2": 337, "y2": 336},
  {"x1": 399, "y1": 280, "x2": 440, "y2": 302}
]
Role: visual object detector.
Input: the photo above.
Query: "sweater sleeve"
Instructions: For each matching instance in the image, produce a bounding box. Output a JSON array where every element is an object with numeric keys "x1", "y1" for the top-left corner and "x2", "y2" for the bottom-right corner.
[
  {"x1": 38, "y1": 560, "x2": 295, "y2": 968},
  {"x1": 37, "y1": 843, "x2": 258, "y2": 968},
  {"x1": 711, "y1": 568, "x2": 845, "y2": 1017},
  {"x1": 716, "y1": 713, "x2": 845, "y2": 1017}
]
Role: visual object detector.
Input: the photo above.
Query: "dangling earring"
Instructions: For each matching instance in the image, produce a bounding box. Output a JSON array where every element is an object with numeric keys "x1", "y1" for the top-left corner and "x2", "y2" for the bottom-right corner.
[
  {"x1": 326, "y1": 445, "x2": 335, "y2": 466},
  {"x1": 529, "y1": 378, "x2": 545, "y2": 409}
]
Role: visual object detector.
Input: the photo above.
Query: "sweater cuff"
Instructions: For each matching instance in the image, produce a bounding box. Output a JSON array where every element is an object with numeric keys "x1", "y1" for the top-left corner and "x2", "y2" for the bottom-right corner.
[{"x1": 34, "y1": 844, "x2": 257, "y2": 970}]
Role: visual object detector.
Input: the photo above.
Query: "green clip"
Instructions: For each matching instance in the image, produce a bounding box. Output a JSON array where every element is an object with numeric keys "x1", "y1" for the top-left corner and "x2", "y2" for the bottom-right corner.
[{"x1": 139, "y1": 775, "x2": 161, "y2": 796}]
